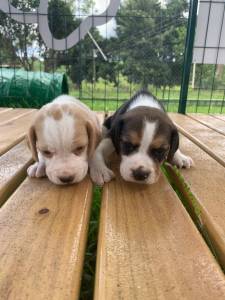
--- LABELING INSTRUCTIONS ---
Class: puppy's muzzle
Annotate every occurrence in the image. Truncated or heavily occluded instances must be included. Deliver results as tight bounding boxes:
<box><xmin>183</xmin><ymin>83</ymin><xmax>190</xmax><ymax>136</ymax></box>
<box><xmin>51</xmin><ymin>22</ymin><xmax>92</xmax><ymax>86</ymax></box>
<box><xmin>132</xmin><ymin>167</ymin><xmax>150</xmax><ymax>181</ymax></box>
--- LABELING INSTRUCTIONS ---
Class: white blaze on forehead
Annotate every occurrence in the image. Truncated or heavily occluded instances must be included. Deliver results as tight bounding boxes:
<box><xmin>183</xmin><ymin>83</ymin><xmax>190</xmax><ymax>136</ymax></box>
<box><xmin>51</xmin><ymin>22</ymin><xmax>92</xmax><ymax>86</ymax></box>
<box><xmin>140</xmin><ymin>121</ymin><xmax>157</xmax><ymax>153</ymax></box>
<box><xmin>43</xmin><ymin>113</ymin><xmax>75</xmax><ymax>150</ymax></box>
<box><xmin>128</xmin><ymin>94</ymin><xmax>162</xmax><ymax>111</ymax></box>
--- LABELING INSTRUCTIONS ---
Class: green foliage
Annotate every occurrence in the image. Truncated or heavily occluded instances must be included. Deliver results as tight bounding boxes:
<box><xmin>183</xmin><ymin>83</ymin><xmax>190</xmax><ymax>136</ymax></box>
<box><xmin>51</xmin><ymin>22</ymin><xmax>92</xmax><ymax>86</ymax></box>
<box><xmin>80</xmin><ymin>187</ymin><xmax>101</xmax><ymax>300</ymax></box>
<box><xmin>0</xmin><ymin>0</ymin><xmax>40</xmax><ymax>70</ymax></box>
<box><xmin>115</xmin><ymin>0</ymin><xmax>188</xmax><ymax>87</ymax></box>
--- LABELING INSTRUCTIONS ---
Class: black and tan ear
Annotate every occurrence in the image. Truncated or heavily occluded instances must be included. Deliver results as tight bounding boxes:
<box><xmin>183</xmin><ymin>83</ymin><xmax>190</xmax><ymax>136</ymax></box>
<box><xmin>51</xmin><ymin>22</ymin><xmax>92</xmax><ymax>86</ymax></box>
<box><xmin>109</xmin><ymin>117</ymin><xmax>124</xmax><ymax>154</ymax></box>
<box><xmin>86</xmin><ymin>119</ymin><xmax>101</xmax><ymax>159</ymax></box>
<box><xmin>167</xmin><ymin>127</ymin><xmax>179</xmax><ymax>162</ymax></box>
<box><xmin>27</xmin><ymin>125</ymin><xmax>38</xmax><ymax>161</ymax></box>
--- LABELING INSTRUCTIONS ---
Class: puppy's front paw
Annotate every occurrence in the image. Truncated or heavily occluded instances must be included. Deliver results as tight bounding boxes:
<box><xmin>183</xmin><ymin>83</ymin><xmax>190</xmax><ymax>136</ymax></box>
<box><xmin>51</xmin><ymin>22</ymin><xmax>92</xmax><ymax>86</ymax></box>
<box><xmin>90</xmin><ymin>165</ymin><xmax>115</xmax><ymax>186</ymax></box>
<box><xmin>27</xmin><ymin>162</ymin><xmax>46</xmax><ymax>178</ymax></box>
<box><xmin>172</xmin><ymin>152</ymin><xmax>194</xmax><ymax>169</ymax></box>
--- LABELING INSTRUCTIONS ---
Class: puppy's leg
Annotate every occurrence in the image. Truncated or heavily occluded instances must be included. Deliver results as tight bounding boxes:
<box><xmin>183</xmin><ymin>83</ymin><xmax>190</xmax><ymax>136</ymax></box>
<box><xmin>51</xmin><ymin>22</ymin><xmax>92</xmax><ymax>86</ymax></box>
<box><xmin>90</xmin><ymin>138</ymin><xmax>115</xmax><ymax>186</ymax></box>
<box><xmin>172</xmin><ymin>149</ymin><xmax>194</xmax><ymax>169</ymax></box>
<box><xmin>27</xmin><ymin>152</ymin><xmax>46</xmax><ymax>178</ymax></box>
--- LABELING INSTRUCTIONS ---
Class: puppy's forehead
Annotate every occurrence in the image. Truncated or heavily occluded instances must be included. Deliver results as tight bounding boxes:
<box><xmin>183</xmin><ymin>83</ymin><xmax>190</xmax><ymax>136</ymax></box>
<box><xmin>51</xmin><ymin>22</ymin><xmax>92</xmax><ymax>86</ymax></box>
<box><xmin>34</xmin><ymin>103</ymin><xmax>88</xmax><ymax>149</ymax></box>
<box><xmin>121</xmin><ymin>107</ymin><xmax>174</xmax><ymax>144</ymax></box>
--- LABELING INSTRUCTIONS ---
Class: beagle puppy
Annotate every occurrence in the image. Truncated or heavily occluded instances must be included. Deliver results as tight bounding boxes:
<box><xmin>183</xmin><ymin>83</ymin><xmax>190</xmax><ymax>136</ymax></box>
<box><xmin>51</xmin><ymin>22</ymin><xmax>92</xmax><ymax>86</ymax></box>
<box><xmin>90</xmin><ymin>90</ymin><xmax>193</xmax><ymax>186</ymax></box>
<box><xmin>27</xmin><ymin>95</ymin><xmax>101</xmax><ymax>185</ymax></box>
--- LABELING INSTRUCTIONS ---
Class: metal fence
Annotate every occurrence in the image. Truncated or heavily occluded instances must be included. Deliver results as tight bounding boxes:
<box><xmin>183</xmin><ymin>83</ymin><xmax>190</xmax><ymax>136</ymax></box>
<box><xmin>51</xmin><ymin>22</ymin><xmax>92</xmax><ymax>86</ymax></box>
<box><xmin>184</xmin><ymin>0</ymin><xmax>225</xmax><ymax>113</ymax></box>
<box><xmin>0</xmin><ymin>0</ymin><xmax>224</xmax><ymax>113</ymax></box>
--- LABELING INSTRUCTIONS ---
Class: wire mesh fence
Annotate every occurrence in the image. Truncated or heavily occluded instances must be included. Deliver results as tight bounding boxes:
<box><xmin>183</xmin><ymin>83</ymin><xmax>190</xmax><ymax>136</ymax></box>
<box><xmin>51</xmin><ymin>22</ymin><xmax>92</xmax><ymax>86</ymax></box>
<box><xmin>0</xmin><ymin>0</ymin><xmax>189</xmax><ymax>112</ymax></box>
<box><xmin>187</xmin><ymin>0</ymin><xmax>225</xmax><ymax>113</ymax></box>
<box><xmin>0</xmin><ymin>0</ymin><xmax>224</xmax><ymax>113</ymax></box>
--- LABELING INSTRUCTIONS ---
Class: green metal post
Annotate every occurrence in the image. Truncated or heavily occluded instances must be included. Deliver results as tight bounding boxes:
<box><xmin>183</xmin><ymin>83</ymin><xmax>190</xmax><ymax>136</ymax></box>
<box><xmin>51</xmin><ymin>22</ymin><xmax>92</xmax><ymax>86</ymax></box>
<box><xmin>178</xmin><ymin>0</ymin><xmax>198</xmax><ymax>114</ymax></box>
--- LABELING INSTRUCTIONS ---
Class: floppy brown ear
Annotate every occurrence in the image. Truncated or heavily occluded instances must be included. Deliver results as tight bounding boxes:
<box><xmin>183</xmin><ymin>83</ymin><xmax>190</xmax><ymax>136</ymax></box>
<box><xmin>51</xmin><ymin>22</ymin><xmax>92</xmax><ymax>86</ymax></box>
<box><xmin>86</xmin><ymin>120</ymin><xmax>101</xmax><ymax>159</ymax></box>
<box><xmin>27</xmin><ymin>125</ymin><xmax>38</xmax><ymax>161</ymax></box>
<box><xmin>167</xmin><ymin>127</ymin><xmax>179</xmax><ymax>162</ymax></box>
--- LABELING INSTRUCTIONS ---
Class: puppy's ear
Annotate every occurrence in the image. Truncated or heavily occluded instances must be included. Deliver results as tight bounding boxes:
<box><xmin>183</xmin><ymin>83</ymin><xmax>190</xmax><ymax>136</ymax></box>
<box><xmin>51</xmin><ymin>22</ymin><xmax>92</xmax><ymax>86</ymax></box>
<box><xmin>27</xmin><ymin>125</ymin><xmax>38</xmax><ymax>161</ymax></box>
<box><xmin>86</xmin><ymin>120</ymin><xmax>101</xmax><ymax>159</ymax></box>
<box><xmin>167</xmin><ymin>127</ymin><xmax>179</xmax><ymax>162</ymax></box>
<box><xmin>109</xmin><ymin>117</ymin><xmax>124</xmax><ymax>154</ymax></box>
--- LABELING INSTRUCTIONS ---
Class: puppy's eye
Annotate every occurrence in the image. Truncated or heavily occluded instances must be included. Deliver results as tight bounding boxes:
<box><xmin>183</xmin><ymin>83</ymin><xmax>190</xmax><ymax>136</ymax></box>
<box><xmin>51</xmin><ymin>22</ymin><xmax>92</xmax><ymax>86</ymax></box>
<box><xmin>74</xmin><ymin>146</ymin><xmax>85</xmax><ymax>155</ymax></box>
<box><xmin>41</xmin><ymin>150</ymin><xmax>53</xmax><ymax>158</ymax></box>
<box><xmin>151</xmin><ymin>148</ymin><xmax>167</xmax><ymax>162</ymax></box>
<box><xmin>121</xmin><ymin>142</ymin><xmax>139</xmax><ymax>155</ymax></box>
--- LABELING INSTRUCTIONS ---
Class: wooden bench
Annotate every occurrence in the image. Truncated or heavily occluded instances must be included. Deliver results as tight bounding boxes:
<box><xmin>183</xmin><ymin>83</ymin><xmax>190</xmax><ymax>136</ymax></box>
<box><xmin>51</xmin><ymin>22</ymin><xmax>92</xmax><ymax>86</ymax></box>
<box><xmin>170</xmin><ymin>113</ymin><xmax>225</xmax><ymax>167</ymax></box>
<box><xmin>94</xmin><ymin>159</ymin><xmax>225</xmax><ymax>299</ymax></box>
<box><xmin>1</xmin><ymin>108</ymin><xmax>225</xmax><ymax>300</ymax></box>
<box><xmin>0</xmin><ymin>109</ymin><xmax>102</xmax><ymax>300</ymax></box>
<box><xmin>0</xmin><ymin>109</ymin><xmax>37</xmax><ymax>155</ymax></box>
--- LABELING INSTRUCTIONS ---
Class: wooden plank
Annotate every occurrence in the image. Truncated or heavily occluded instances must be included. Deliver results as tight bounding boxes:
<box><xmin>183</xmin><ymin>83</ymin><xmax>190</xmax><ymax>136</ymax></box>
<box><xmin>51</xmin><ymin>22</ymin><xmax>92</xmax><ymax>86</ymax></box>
<box><xmin>0</xmin><ymin>111</ymin><xmax>37</xmax><ymax>156</ymax></box>
<box><xmin>0</xmin><ymin>141</ymin><xmax>32</xmax><ymax>206</ymax></box>
<box><xmin>211</xmin><ymin>114</ymin><xmax>225</xmax><ymax>123</ymax></box>
<box><xmin>0</xmin><ymin>177</ymin><xmax>93</xmax><ymax>300</ymax></box>
<box><xmin>0</xmin><ymin>108</ymin><xmax>12</xmax><ymax>114</ymax></box>
<box><xmin>166</xmin><ymin>134</ymin><xmax>225</xmax><ymax>270</ymax></box>
<box><xmin>188</xmin><ymin>113</ymin><xmax>225</xmax><ymax>136</ymax></box>
<box><xmin>95</xmin><ymin>166</ymin><xmax>225</xmax><ymax>300</ymax></box>
<box><xmin>169</xmin><ymin>113</ymin><xmax>225</xmax><ymax>167</ymax></box>
<box><xmin>0</xmin><ymin>108</ymin><xmax>35</xmax><ymax>125</ymax></box>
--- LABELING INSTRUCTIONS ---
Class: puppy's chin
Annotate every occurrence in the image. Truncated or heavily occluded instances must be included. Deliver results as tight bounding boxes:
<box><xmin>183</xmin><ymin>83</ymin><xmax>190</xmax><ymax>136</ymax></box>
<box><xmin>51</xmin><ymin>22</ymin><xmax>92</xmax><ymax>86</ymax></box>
<box><xmin>46</xmin><ymin>162</ymin><xmax>88</xmax><ymax>186</ymax></box>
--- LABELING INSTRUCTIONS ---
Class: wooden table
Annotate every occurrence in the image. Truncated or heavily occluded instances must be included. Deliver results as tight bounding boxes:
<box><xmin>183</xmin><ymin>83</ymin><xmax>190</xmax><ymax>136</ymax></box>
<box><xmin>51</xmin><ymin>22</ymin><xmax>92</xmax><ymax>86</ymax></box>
<box><xmin>1</xmin><ymin>108</ymin><xmax>225</xmax><ymax>300</ymax></box>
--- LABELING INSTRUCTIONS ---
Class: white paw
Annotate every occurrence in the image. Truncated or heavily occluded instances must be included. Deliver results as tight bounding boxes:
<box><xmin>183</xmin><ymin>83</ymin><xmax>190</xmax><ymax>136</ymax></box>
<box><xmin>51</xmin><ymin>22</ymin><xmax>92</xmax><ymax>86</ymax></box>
<box><xmin>90</xmin><ymin>164</ymin><xmax>115</xmax><ymax>186</ymax></box>
<box><xmin>173</xmin><ymin>153</ymin><xmax>194</xmax><ymax>169</ymax></box>
<box><xmin>27</xmin><ymin>162</ymin><xmax>46</xmax><ymax>178</ymax></box>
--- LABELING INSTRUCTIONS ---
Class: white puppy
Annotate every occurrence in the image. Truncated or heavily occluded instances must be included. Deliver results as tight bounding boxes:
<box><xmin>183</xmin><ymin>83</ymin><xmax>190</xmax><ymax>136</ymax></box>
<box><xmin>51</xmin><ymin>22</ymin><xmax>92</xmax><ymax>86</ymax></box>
<box><xmin>27</xmin><ymin>95</ymin><xmax>101</xmax><ymax>185</ymax></box>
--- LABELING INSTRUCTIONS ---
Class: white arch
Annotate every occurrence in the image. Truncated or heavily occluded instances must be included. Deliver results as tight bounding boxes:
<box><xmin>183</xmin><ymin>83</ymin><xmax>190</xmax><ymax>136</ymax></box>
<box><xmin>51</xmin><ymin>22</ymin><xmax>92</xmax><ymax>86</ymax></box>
<box><xmin>0</xmin><ymin>0</ymin><xmax>121</xmax><ymax>50</ymax></box>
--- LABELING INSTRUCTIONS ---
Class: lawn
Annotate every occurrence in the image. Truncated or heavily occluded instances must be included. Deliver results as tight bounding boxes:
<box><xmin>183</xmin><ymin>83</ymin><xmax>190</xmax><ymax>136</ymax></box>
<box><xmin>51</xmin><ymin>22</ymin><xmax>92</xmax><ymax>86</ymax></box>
<box><xmin>70</xmin><ymin>78</ymin><xmax>225</xmax><ymax>114</ymax></box>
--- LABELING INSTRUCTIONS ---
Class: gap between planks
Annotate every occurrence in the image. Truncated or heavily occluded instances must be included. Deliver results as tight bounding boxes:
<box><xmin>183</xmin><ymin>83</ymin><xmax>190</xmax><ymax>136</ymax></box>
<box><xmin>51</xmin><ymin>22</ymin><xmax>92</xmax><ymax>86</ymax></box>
<box><xmin>94</xmin><ymin>164</ymin><xmax>225</xmax><ymax>300</ymax></box>
<box><xmin>166</xmin><ymin>133</ymin><xmax>225</xmax><ymax>270</ymax></box>
<box><xmin>169</xmin><ymin>113</ymin><xmax>225</xmax><ymax>168</ymax></box>
<box><xmin>0</xmin><ymin>140</ymin><xmax>33</xmax><ymax>206</ymax></box>
<box><xmin>187</xmin><ymin>114</ymin><xmax>225</xmax><ymax>137</ymax></box>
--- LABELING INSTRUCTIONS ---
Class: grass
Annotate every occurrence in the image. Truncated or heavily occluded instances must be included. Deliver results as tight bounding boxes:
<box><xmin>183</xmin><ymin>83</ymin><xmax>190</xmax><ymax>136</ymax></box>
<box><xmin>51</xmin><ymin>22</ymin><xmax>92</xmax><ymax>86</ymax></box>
<box><xmin>163</xmin><ymin>164</ymin><xmax>221</xmax><ymax>268</ymax></box>
<box><xmin>80</xmin><ymin>187</ymin><xmax>101</xmax><ymax>300</ymax></box>
<box><xmin>69</xmin><ymin>78</ymin><xmax>225</xmax><ymax>113</ymax></box>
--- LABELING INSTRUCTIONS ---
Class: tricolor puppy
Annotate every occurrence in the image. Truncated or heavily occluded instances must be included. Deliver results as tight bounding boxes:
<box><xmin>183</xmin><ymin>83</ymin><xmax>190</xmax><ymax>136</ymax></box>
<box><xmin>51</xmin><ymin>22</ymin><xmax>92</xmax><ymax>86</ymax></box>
<box><xmin>27</xmin><ymin>95</ymin><xmax>101</xmax><ymax>185</ymax></box>
<box><xmin>90</xmin><ymin>90</ymin><xmax>193</xmax><ymax>186</ymax></box>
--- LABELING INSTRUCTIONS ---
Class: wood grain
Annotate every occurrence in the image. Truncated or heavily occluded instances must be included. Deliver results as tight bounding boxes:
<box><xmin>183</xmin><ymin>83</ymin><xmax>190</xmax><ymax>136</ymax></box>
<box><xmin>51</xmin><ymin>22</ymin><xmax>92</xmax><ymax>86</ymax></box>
<box><xmin>170</xmin><ymin>113</ymin><xmax>225</xmax><ymax>167</ymax></box>
<box><xmin>0</xmin><ymin>108</ymin><xmax>12</xmax><ymax>114</ymax></box>
<box><xmin>0</xmin><ymin>109</ymin><xmax>35</xmax><ymax>125</ymax></box>
<box><xmin>95</xmin><ymin>168</ymin><xmax>225</xmax><ymax>300</ymax></box>
<box><xmin>0</xmin><ymin>111</ymin><xmax>37</xmax><ymax>155</ymax></box>
<box><xmin>211</xmin><ymin>114</ymin><xmax>225</xmax><ymax>122</ymax></box>
<box><xmin>188</xmin><ymin>113</ymin><xmax>225</xmax><ymax>136</ymax></box>
<box><xmin>0</xmin><ymin>140</ymin><xmax>32</xmax><ymax>206</ymax></box>
<box><xmin>166</xmin><ymin>134</ymin><xmax>225</xmax><ymax>269</ymax></box>
<box><xmin>0</xmin><ymin>177</ymin><xmax>93</xmax><ymax>300</ymax></box>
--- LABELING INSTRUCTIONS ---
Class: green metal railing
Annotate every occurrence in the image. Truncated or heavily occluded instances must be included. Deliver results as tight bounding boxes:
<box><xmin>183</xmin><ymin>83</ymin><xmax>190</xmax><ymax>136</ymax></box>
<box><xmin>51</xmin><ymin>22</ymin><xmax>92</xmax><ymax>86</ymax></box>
<box><xmin>179</xmin><ymin>0</ymin><xmax>198</xmax><ymax>114</ymax></box>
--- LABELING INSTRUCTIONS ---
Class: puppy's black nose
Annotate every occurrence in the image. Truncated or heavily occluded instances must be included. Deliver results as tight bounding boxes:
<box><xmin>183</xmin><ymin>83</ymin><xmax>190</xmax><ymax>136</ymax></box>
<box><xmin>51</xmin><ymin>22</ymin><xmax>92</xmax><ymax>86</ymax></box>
<box><xmin>59</xmin><ymin>175</ymin><xmax>74</xmax><ymax>184</ymax></box>
<box><xmin>132</xmin><ymin>168</ymin><xmax>150</xmax><ymax>181</ymax></box>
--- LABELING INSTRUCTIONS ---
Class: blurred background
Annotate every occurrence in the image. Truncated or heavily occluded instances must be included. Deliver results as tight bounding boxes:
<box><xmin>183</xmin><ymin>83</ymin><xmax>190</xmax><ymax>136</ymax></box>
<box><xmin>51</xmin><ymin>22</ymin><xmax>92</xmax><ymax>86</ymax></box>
<box><xmin>0</xmin><ymin>0</ymin><xmax>225</xmax><ymax>113</ymax></box>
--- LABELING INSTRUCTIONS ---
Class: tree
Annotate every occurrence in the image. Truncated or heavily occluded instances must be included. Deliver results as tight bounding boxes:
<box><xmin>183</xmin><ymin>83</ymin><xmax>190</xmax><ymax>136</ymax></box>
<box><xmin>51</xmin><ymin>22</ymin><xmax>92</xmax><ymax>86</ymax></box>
<box><xmin>44</xmin><ymin>0</ymin><xmax>117</xmax><ymax>88</ymax></box>
<box><xmin>115</xmin><ymin>0</ymin><xmax>188</xmax><ymax>88</ymax></box>
<box><xmin>0</xmin><ymin>0</ymin><xmax>40</xmax><ymax>70</ymax></box>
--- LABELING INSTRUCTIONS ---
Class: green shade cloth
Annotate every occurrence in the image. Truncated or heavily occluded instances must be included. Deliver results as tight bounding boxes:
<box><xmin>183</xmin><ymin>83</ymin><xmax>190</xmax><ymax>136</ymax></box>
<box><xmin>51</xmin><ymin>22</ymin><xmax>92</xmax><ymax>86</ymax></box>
<box><xmin>0</xmin><ymin>68</ymin><xmax>69</xmax><ymax>108</ymax></box>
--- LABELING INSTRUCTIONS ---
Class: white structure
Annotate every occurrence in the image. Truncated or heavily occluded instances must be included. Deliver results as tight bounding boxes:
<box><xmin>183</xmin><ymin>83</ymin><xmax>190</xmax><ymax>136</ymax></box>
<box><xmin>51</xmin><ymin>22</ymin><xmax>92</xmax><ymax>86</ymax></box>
<box><xmin>0</xmin><ymin>0</ymin><xmax>121</xmax><ymax>51</ymax></box>
<box><xmin>193</xmin><ymin>0</ymin><xmax>225</xmax><ymax>64</ymax></box>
